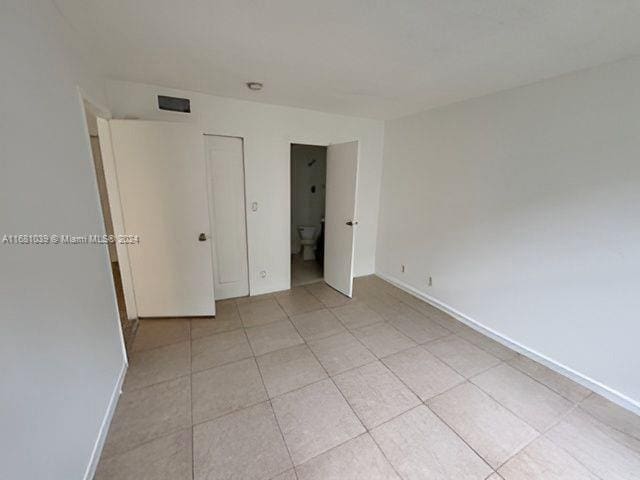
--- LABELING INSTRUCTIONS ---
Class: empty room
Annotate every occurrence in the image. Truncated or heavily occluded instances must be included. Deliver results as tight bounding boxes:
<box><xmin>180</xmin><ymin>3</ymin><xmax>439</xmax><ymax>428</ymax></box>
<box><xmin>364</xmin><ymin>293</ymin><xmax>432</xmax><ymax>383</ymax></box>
<box><xmin>2</xmin><ymin>1</ymin><xmax>639</xmax><ymax>479</ymax></box>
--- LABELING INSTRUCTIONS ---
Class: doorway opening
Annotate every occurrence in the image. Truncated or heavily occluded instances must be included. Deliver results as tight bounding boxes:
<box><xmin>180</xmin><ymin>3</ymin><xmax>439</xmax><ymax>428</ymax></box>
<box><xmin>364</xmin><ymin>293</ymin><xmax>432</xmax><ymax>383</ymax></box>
<box><xmin>290</xmin><ymin>143</ymin><xmax>327</xmax><ymax>287</ymax></box>
<box><xmin>82</xmin><ymin>100</ymin><xmax>137</xmax><ymax>352</ymax></box>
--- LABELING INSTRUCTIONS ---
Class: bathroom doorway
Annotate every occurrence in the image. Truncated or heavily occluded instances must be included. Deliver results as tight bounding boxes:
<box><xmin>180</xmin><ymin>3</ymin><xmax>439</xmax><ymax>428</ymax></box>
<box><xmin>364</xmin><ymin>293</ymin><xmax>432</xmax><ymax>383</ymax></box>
<box><xmin>290</xmin><ymin>143</ymin><xmax>327</xmax><ymax>286</ymax></box>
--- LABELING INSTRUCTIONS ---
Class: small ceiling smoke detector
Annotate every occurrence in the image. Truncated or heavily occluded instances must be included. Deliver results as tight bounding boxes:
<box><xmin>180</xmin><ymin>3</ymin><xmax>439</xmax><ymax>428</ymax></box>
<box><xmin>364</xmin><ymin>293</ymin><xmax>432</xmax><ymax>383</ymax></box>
<box><xmin>246</xmin><ymin>82</ymin><xmax>263</xmax><ymax>91</ymax></box>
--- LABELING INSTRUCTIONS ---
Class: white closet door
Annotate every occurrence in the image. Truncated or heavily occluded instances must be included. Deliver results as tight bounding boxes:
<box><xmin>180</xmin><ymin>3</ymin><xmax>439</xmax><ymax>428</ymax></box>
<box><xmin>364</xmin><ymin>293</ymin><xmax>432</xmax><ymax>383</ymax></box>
<box><xmin>324</xmin><ymin>141</ymin><xmax>359</xmax><ymax>297</ymax></box>
<box><xmin>110</xmin><ymin>120</ymin><xmax>215</xmax><ymax>317</ymax></box>
<box><xmin>205</xmin><ymin>135</ymin><xmax>249</xmax><ymax>300</ymax></box>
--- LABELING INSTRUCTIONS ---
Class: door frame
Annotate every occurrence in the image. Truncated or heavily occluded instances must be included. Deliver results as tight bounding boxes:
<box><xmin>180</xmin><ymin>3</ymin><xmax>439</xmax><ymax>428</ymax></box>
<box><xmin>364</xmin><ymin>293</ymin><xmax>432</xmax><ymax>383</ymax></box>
<box><xmin>78</xmin><ymin>90</ymin><xmax>139</xmax><ymax>321</ymax></box>
<box><xmin>77</xmin><ymin>88</ymin><xmax>129</xmax><ymax>363</ymax></box>
<box><xmin>285</xmin><ymin>135</ymin><xmax>361</xmax><ymax>291</ymax></box>
<box><xmin>203</xmin><ymin>133</ymin><xmax>251</xmax><ymax>299</ymax></box>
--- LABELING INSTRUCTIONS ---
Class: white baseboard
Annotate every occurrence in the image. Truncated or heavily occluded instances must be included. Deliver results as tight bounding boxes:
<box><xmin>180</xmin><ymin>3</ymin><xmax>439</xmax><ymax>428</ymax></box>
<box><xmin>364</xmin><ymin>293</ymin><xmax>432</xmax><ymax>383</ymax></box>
<box><xmin>376</xmin><ymin>271</ymin><xmax>640</xmax><ymax>416</ymax></box>
<box><xmin>83</xmin><ymin>361</ymin><xmax>128</xmax><ymax>480</ymax></box>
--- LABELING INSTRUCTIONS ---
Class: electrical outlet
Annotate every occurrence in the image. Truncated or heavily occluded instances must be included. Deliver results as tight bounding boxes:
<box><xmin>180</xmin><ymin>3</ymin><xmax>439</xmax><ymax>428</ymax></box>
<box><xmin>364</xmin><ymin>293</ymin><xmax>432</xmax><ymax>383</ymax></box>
<box><xmin>401</xmin><ymin>264</ymin><xmax>405</xmax><ymax>273</ymax></box>
<box><xmin>428</xmin><ymin>276</ymin><xmax>432</xmax><ymax>287</ymax></box>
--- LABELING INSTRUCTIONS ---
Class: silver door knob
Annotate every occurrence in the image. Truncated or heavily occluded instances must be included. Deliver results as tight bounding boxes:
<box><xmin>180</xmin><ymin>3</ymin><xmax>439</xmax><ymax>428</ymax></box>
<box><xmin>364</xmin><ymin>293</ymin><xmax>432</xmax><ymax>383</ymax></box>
<box><xmin>346</xmin><ymin>221</ymin><xmax>358</xmax><ymax>226</ymax></box>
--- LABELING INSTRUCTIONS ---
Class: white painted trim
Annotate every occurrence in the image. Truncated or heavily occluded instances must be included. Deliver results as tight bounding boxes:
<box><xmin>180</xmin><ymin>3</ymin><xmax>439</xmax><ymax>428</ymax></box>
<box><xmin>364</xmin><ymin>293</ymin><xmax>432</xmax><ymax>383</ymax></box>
<box><xmin>78</xmin><ymin>92</ymin><xmax>131</xmax><ymax>361</ymax></box>
<box><xmin>376</xmin><ymin>271</ymin><xmax>640</xmax><ymax>415</ymax></box>
<box><xmin>83</xmin><ymin>361</ymin><xmax>127</xmax><ymax>480</ymax></box>
<box><xmin>285</xmin><ymin>135</ymin><xmax>362</xmax><ymax>294</ymax></box>
<box><xmin>98</xmin><ymin>119</ymin><xmax>138</xmax><ymax>320</ymax></box>
<box><xmin>77</xmin><ymin>86</ymin><xmax>112</xmax><ymax>120</ymax></box>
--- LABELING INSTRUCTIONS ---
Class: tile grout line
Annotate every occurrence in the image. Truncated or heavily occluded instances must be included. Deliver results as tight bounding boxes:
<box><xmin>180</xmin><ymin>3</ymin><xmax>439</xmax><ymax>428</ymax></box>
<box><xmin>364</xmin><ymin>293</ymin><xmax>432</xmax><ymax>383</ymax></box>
<box><xmin>131</xmin><ymin>295</ymin><xmax>477</xmax><ymax>416</ymax></box>
<box><xmin>104</xmin><ymin>286</ymin><xmax>436</xmax><ymax>470</ymax></box>
<box><xmin>274</xmin><ymin>291</ymin><xmax>411</xmax><ymax>479</ymax></box>
<box><xmin>273</xmin><ymin>293</ymin><xmax>378</xmax><ymax>474</ymax></box>
<box><xmin>242</xmin><ymin>313</ymin><xmax>299</xmax><ymax>480</ymax></box>
<box><xmin>419</xmin><ymin>365</ymin><xmax>555</xmax><ymax>474</ymax></box>
<box><xmin>269</xmin><ymin>283</ymin><xmax>624</xmax><ymax>477</ymax></box>
<box><xmin>341</xmin><ymin>296</ymin><xmax>503</xmax><ymax>469</ymax></box>
<box><xmin>285</xmin><ymin>282</ymin><xmax>513</xmax><ymax>473</ymax></box>
<box><xmin>436</xmin><ymin>334</ymin><xmax>600</xmax><ymax>435</ymax></box>
<box><xmin>189</xmin><ymin>344</ymin><xmax>446</xmax><ymax>430</ymax></box>
<box><xmin>366</xmin><ymin>422</ymin><xmax>411</xmax><ymax>480</ymax></box>
<box><xmin>123</xmin><ymin>369</ymin><xmax>193</xmax><ymax>394</ymax></box>
<box><xmin>373</xmin><ymin>289</ymin><xmax>618</xmax><ymax>477</ymax></box>
<box><xmin>574</xmin><ymin>391</ymin><xmax>638</xmax><ymax>440</ymax></box>
<box><xmin>507</xmin><ymin>358</ymin><xmax>592</xmax><ymax>405</ymax></box>
<box><xmin>484</xmin><ymin>358</ymin><xmax>590</xmax><ymax>405</ymax></box>
<box><xmin>423</xmin><ymin>334</ymin><xmax>502</xmax><ymax>378</ymax></box>
<box><xmin>116</xmin><ymin>280</ymin><xmax>623</xmax><ymax>479</ymax></box>
<box><xmin>465</xmin><ymin>362</ymin><xmax>579</xmax><ymax>435</ymax></box>
<box><xmin>266</xmin><ymin>291</ymin><xmax>363</xmax><ymax>477</ymax></box>
<box><xmin>255</xmin><ymin>363</ymin><xmax>299</xmax><ymax>480</ymax></box>
<box><xmin>423</xmin><ymin>400</ymin><xmax>498</xmax><ymax>474</ymax></box>
<box><xmin>422</xmin><ymin>365</ymin><xmax>601</xmax><ymax>477</ymax></box>
<box><xmin>303</xmin><ymin>283</ymin><xmax>353</xmax><ymax>309</ymax></box>
<box><xmin>101</xmin><ymin>326</ymin><xmax>195</xmax><ymax>465</ymax></box>
<box><xmin>190</xmin><ymin>311</ymin><xmax>243</xmax><ymax>340</ymax></box>
<box><xmin>381</xmin><ymin>282</ymin><xmax>600</xmax><ymax>405</ymax></box>
<box><xmin>491</xmin><ymin>405</ymin><xmax>575</xmax><ymax>473</ymax></box>
<box><xmin>526</xmin><ymin>402</ymin><xmax>608</xmax><ymax>480</ymax></box>
<box><xmin>345</xmin><ymin>312</ymin><xmax>506</xmax><ymax>475</ymax></box>
<box><xmin>489</xmin><ymin>400</ymin><xmax>610</xmax><ymax>480</ymax></box>
<box><xmin>352</xmin><ymin>317</ymin><xmax>418</xmax><ymax>354</ymax></box>
<box><xmin>194</xmin><ymin>298</ymin><xmax>298</xmax><ymax>478</ymax></box>
<box><xmin>189</xmin><ymin>347</ymin><xmax>379</xmax><ymax>424</ymax></box>
<box><xmin>130</xmin><ymin>336</ymin><xmax>189</xmax><ymax>354</ymax></box>
<box><xmin>191</xmin><ymin>351</ymin><xmax>255</xmax><ymax>375</ymax></box>
<box><xmin>98</xmin><ymin>427</ymin><xmax>195</xmax><ymax>465</ymax></box>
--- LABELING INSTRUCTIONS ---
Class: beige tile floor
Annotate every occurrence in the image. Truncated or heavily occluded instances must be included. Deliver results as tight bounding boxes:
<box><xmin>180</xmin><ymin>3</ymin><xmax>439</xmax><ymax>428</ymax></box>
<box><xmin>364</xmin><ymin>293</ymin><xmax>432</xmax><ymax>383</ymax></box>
<box><xmin>95</xmin><ymin>276</ymin><xmax>640</xmax><ymax>480</ymax></box>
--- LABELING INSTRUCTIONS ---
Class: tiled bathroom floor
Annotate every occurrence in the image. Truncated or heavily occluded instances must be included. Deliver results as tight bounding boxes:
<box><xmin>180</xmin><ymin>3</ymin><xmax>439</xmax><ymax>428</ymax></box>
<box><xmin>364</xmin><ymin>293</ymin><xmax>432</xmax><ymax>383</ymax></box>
<box><xmin>94</xmin><ymin>276</ymin><xmax>640</xmax><ymax>480</ymax></box>
<box><xmin>291</xmin><ymin>254</ymin><xmax>323</xmax><ymax>287</ymax></box>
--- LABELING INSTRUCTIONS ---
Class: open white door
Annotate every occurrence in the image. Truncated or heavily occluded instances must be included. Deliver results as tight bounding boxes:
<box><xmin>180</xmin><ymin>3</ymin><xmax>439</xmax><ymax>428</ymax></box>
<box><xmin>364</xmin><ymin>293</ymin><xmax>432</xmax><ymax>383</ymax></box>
<box><xmin>205</xmin><ymin>135</ymin><xmax>250</xmax><ymax>300</ymax></box>
<box><xmin>110</xmin><ymin>120</ymin><xmax>215</xmax><ymax>317</ymax></box>
<box><xmin>324</xmin><ymin>141</ymin><xmax>359</xmax><ymax>297</ymax></box>
<box><xmin>96</xmin><ymin>118</ymin><xmax>138</xmax><ymax>320</ymax></box>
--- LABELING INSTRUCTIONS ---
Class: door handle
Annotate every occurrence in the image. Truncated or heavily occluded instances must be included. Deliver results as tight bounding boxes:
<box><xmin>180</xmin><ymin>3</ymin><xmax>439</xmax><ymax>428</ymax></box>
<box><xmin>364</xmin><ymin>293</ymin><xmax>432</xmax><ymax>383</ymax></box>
<box><xmin>198</xmin><ymin>233</ymin><xmax>207</xmax><ymax>241</ymax></box>
<box><xmin>346</xmin><ymin>221</ymin><xmax>358</xmax><ymax>226</ymax></box>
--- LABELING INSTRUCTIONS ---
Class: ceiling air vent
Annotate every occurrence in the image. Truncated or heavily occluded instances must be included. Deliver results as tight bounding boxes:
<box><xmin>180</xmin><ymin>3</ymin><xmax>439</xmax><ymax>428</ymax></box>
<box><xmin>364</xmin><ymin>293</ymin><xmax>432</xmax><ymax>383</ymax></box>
<box><xmin>158</xmin><ymin>95</ymin><xmax>191</xmax><ymax>113</ymax></box>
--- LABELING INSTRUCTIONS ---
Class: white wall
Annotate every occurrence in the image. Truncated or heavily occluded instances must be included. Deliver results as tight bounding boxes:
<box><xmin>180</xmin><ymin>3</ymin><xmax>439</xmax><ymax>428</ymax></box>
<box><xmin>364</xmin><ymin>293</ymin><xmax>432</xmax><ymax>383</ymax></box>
<box><xmin>377</xmin><ymin>56</ymin><xmax>640</xmax><ymax>411</ymax></box>
<box><xmin>106</xmin><ymin>80</ymin><xmax>385</xmax><ymax>294</ymax></box>
<box><xmin>0</xmin><ymin>2</ymin><xmax>126</xmax><ymax>479</ymax></box>
<box><xmin>291</xmin><ymin>144</ymin><xmax>327</xmax><ymax>254</ymax></box>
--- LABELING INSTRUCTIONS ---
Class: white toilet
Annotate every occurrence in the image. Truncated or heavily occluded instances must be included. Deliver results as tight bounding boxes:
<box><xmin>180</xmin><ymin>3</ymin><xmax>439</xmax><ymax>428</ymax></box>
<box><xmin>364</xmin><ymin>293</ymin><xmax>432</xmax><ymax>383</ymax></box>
<box><xmin>297</xmin><ymin>225</ymin><xmax>316</xmax><ymax>261</ymax></box>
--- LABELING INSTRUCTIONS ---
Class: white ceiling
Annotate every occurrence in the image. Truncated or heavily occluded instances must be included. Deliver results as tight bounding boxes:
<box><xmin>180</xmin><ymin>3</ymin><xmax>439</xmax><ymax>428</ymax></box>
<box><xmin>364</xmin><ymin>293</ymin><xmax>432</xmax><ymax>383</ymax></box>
<box><xmin>55</xmin><ymin>0</ymin><xmax>640</xmax><ymax>119</ymax></box>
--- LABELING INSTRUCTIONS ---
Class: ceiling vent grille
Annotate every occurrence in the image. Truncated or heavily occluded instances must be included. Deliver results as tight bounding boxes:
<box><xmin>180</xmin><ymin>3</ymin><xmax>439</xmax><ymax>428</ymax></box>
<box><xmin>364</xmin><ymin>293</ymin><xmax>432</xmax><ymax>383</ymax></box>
<box><xmin>158</xmin><ymin>95</ymin><xmax>191</xmax><ymax>113</ymax></box>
